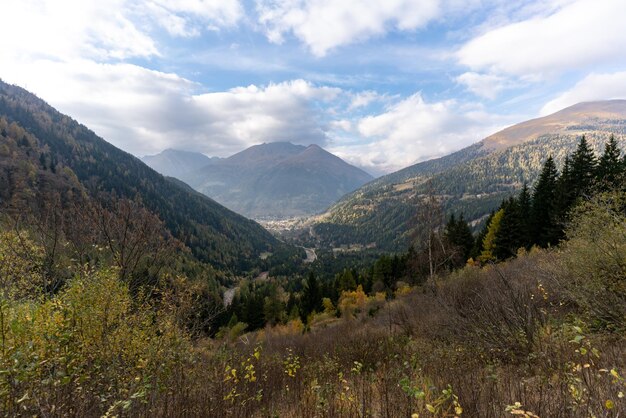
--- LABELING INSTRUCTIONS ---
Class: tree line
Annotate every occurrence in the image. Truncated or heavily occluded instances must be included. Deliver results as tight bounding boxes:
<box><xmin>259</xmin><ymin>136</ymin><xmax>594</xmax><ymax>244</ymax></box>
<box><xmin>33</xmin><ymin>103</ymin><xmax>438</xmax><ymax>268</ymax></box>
<box><xmin>473</xmin><ymin>135</ymin><xmax>625</xmax><ymax>262</ymax></box>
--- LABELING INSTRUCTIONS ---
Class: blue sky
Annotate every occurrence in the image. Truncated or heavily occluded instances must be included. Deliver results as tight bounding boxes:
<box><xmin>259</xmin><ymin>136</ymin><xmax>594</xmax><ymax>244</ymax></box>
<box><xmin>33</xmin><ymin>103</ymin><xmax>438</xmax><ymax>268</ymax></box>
<box><xmin>2</xmin><ymin>0</ymin><xmax>626</xmax><ymax>175</ymax></box>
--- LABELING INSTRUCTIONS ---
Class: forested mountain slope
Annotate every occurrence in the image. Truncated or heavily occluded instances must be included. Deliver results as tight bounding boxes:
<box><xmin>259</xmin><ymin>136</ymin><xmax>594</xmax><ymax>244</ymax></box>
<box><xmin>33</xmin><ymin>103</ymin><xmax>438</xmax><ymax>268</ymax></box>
<box><xmin>312</xmin><ymin>101</ymin><xmax>626</xmax><ymax>250</ymax></box>
<box><xmin>0</xmin><ymin>80</ymin><xmax>287</xmax><ymax>271</ymax></box>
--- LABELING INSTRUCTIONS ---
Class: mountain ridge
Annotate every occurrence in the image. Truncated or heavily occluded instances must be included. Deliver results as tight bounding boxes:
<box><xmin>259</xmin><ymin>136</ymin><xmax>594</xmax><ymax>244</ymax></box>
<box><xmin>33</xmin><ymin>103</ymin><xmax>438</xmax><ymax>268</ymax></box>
<box><xmin>156</xmin><ymin>141</ymin><xmax>374</xmax><ymax>219</ymax></box>
<box><xmin>141</xmin><ymin>149</ymin><xmax>220</xmax><ymax>179</ymax></box>
<box><xmin>307</xmin><ymin>100</ymin><xmax>626</xmax><ymax>250</ymax></box>
<box><xmin>0</xmin><ymin>80</ymin><xmax>287</xmax><ymax>272</ymax></box>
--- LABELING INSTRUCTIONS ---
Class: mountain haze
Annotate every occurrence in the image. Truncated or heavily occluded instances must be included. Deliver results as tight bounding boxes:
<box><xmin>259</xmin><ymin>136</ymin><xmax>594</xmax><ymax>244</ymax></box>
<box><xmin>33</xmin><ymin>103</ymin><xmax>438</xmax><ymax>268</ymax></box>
<box><xmin>177</xmin><ymin>142</ymin><xmax>373</xmax><ymax>219</ymax></box>
<box><xmin>141</xmin><ymin>149</ymin><xmax>220</xmax><ymax>179</ymax></box>
<box><xmin>310</xmin><ymin>100</ymin><xmax>626</xmax><ymax>250</ymax></box>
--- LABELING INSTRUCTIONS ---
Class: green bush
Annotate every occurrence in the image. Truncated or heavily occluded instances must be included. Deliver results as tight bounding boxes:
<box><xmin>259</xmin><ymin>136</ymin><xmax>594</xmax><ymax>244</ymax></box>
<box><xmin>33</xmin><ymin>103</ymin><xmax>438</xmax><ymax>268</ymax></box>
<box><xmin>561</xmin><ymin>191</ymin><xmax>626</xmax><ymax>331</ymax></box>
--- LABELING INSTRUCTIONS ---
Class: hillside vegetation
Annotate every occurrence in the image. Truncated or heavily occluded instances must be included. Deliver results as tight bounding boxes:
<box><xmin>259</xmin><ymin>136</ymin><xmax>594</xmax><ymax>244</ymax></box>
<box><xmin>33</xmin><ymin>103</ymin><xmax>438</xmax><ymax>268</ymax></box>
<box><xmin>0</xmin><ymin>80</ymin><xmax>290</xmax><ymax>272</ymax></box>
<box><xmin>312</xmin><ymin>101</ymin><xmax>626</xmax><ymax>250</ymax></box>
<box><xmin>1</xmin><ymin>124</ymin><xmax>625</xmax><ymax>416</ymax></box>
<box><xmin>0</xmin><ymin>186</ymin><xmax>624</xmax><ymax>417</ymax></box>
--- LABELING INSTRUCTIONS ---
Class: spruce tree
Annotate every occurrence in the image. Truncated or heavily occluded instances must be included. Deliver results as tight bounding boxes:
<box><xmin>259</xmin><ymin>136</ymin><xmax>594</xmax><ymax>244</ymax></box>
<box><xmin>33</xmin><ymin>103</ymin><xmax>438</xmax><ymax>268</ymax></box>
<box><xmin>456</xmin><ymin>214</ymin><xmax>475</xmax><ymax>261</ymax></box>
<box><xmin>531</xmin><ymin>156</ymin><xmax>559</xmax><ymax>247</ymax></box>
<box><xmin>244</xmin><ymin>293</ymin><xmax>265</xmax><ymax>330</ymax></box>
<box><xmin>570</xmin><ymin>135</ymin><xmax>598</xmax><ymax>198</ymax></box>
<box><xmin>596</xmin><ymin>135</ymin><xmax>623</xmax><ymax>191</ymax></box>
<box><xmin>444</xmin><ymin>213</ymin><xmax>474</xmax><ymax>262</ymax></box>
<box><xmin>555</xmin><ymin>155</ymin><xmax>575</xmax><ymax>219</ymax></box>
<box><xmin>494</xmin><ymin>197</ymin><xmax>524</xmax><ymax>259</ymax></box>
<box><xmin>517</xmin><ymin>183</ymin><xmax>532</xmax><ymax>248</ymax></box>
<box><xmin>302</xmin><ymin>272</ymin><xmax>323</xmax><ymax>316</ymax></box>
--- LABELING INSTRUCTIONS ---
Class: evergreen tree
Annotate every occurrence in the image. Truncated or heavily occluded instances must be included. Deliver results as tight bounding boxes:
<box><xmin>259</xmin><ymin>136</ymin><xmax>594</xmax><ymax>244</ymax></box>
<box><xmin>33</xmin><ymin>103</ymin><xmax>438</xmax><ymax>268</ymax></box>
<box><xmin>517</xmin><ymin>183</ymin><xmax>532</xmax><ymax>248</ymax></box>
<box><xmin>444</xmin><ymin>213</ymin><xmax>474</xmax><ymax>263</ymax></box>
<box><xmin>244</xmin><ymin>293</ymin><xmax>265</xmax><ymax>331</ymax></box>
<box><xmin>373</xmin><ymin>255</ymin><xmax>393</xmax><ymax>288</ymax></box>
<box><xmin>531</xmin><ymin>156</ymin><xmax>560</xmax><ymax>247</ymax></box>
<box><xmin>263</xmin><ymin>294</ymin><xmax>285</xmax><ymax>326</ymax></box>
<box><xmin>596</xmin><ymin>135</ymin><xmax>623</xmax><ymax>191</ymax></box>
<box><xmin>494</xmin><ymin>197</ymin><xmax>524</xmax><ymax>259</ymax></box>
<box><xmin>301</xmin><ymin>272</ymin><xmax>323</xmax><ymax>316</ymax></box>
<box><xmin>555</xmin><ymin>155</ymin><xmax>575</xmax><ymax>219</ymax></box>
<box><xmin>570</xmin><ymin>135</ymin><xmax>598</xmax><ymax>198</ymax></box>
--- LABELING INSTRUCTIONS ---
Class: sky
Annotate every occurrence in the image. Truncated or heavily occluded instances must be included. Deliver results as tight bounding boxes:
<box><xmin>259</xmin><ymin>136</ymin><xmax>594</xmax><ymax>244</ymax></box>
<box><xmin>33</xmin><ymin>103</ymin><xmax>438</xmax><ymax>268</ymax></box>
<box><xmin>2</xmin><ymin>0</ymin><xmax>626</xmax><ymax>175</ymax></box>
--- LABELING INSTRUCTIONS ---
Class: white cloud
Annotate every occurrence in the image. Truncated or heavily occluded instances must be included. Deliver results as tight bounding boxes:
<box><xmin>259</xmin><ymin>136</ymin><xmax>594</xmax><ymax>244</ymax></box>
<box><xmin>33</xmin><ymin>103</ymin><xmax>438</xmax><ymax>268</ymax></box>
<box><xmin>256</xmin><ymin>0</ymin><xmax>441</xmax><ymax>56</ymax></box>
<box><xmin>144</xmin><ymin>0</ymin><xmax>244</xmax><ymax>36</ymax></box>
<box><xmin>0</xmin><ymin>0</ymin><xmax>244</xmax><ymax>64</ymax></box>
<box><xmin>0</xmin><ymin>0</ymin><xmax>159</xmax><ymax>61</ymax></box>
<box><xmin>2</xmin><ymin>50</ymin><xmax>513</xmax><ymax>174</ymax></box>
<box><xmin>330</xmin><ymin>120</ymin><xmax>353</xmax><ymax>131</ymax></box>
<box><xmin>150</xmin><ymin>0</ymin><xmax>243</xmax><ymax>25</ymax></box>
<box><xmin>456</xmin><ymin>72</ymin><xmax>509</xmax><ymax>100</ymax></box>
<box><xmin>1</xmin><ymin>56</ymin><xmax>340</xmax><ymax>156</ymax></box>
<box><xmin>330</xmin><ymin>93</ymin><xmax>513</xmax><ymax>173</ymax></box>
<box><xmin>457</xmin><ymin>0</ymin><xmax>626</xmax><ymax>79</ymax></box>
<box><xmin>541</xmin><ymin>72</ymin><xmax>626</xmax><ymax>115</ymax></box>
<box><xmin>190</xmin><ymin>80</ymin><xmax>341</xmax><ymax>153</ymax></box>
<box><xmin>349</xmin><ymin>90</ymin><xmax>383</xmax><ymax>109</ymax></box>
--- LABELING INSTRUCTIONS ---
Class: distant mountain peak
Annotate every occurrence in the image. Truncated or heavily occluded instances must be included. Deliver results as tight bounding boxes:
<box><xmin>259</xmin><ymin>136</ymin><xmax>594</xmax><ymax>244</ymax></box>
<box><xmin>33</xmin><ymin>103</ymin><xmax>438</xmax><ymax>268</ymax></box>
<box><xmin>141</xmin><ymin>149</ymin><xmax>217</xmax><ymax>178</ymax></box>
<box><xmin>178</xmin><ymin>141</ymin><xmax>373</xmax><ymax>219</ymax></box>
<box><xmin>483</xmin><ymin>99</ymin><xmax>626</xmax><ymax>151</ymax></box>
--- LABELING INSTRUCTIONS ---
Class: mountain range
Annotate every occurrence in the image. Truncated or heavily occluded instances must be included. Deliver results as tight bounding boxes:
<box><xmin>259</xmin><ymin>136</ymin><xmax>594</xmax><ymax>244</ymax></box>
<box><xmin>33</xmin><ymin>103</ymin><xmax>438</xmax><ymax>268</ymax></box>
<box><xmin>144</xmin><ymin>142</ymin><xmax>373</xmax><ymax>219</ymax></box>
<box><xmin>308</xmin><ymin>100</ymin><xmax>626</xmax><ymax>250</ymax></box>
<box><xmin>4</xmin><ymin>78</ymin><xmax>624</xmax><ymax>261</ymax></box>
<box><xmin>0</xmin><ymin>80</ymin><xmax>289</xmax><ymax>272</ymax></box>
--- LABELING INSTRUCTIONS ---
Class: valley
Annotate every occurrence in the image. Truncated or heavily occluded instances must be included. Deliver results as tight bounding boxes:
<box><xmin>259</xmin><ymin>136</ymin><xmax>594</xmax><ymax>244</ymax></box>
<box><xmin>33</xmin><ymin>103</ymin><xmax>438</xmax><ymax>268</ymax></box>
<box><xmin>1</xmin><ymin>79</ymin><xmax>626</xmax><ymax>418</ymax></box>
<box><xmin>3</xmin><ymin>1</ymin><xmax>626</xmax><ymax>414</ymax></box>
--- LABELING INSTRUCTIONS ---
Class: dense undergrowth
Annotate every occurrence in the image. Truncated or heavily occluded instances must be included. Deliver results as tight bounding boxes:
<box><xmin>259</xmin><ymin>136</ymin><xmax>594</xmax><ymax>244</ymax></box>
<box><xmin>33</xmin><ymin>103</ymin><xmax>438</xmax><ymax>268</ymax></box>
<box><xmin>0</xmin><ymin>190</ymin><xmax>624</xmax><ymax>417</ymax></box>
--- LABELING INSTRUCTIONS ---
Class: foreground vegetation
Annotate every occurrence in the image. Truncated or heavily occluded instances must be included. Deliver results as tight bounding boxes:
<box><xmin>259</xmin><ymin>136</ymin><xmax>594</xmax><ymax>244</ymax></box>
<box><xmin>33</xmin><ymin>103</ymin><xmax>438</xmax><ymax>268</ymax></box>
<box><xmin>1</xmin><ymin>187</ymin><xmax>625</xmax><ymax>417</ymax></box>
<box><xmin>0</xmin><ymin>80</ymin><xmax>624</xmax><ymax>416</ymax></box>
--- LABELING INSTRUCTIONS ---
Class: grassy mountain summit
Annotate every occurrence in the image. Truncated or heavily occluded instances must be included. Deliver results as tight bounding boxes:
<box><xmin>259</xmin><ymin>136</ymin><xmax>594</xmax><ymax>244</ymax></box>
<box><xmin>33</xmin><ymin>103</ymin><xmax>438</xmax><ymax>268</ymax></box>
<box><xmin>483</xmin><ymin>100</ymin><xmax>626</xmax><ymax>150</ymax></box>
<box><xmin>174</xmin><ymin>141</ymin><xmax>373</xmax><ymax>219</ymax></box>
<box><xmin>311</xmin><ymin>100</ymin><xmax>626</xmax><ymax>250</ymax></box>
<box><xmin>0</xmin><ymin>80</ymin><xmax>287</xmax><ymax>272</ymax></box>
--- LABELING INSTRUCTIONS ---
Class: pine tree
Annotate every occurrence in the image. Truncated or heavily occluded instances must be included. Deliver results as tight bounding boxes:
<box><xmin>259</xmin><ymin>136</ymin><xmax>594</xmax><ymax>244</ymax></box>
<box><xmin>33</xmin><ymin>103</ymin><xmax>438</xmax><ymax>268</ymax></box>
<box><xmin>555</xmin><ymin>155</ymin><xmax>575</xmax><ymax>219</ymax></box>
<box><xmin>517</xmin><ymin>183</ymin><xmax>532</xmax><ymax>248</ymax></box>
<box><xmin>531</xmin><ymin>156</ymin><xmax>560</xmax><ymax>247</ymax></box>
<box><xmin>494</xmin><ymin>197</ymin><xmax>524</xmax><ymax>259</ymax></box>
<box><xmin>570</xmin><ymin>135</ymin><xmax>598</xmax><ymax>198</ymax></box>
<box><xmin>337</xmin><ymin>269</ymin><xmax>356</xmax><ymax>292</ymax></box>
<box><xmin>302</xmin><ymin>272</ymin><xmax>323</xmax><ymax>316</ymax></box>
<box><xmin>244</xmin><ymin>293</ymin><xmax>265</xmax><ymax>331</ymax></box>
<box><xmin>596</xmin><ymin>135</ymin><xmax>623</xmax><ymax>191</ymax></box>
<box><xmin>444</xmin><ymin>213</ymin><xmax>474</xmax><ymax>262</ymax></box>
